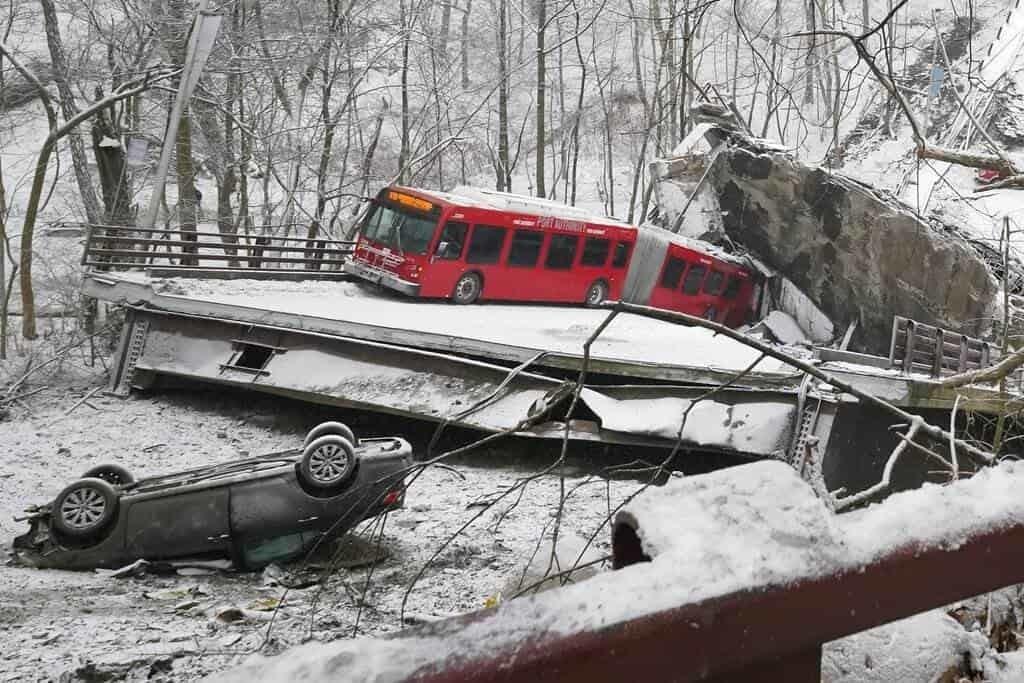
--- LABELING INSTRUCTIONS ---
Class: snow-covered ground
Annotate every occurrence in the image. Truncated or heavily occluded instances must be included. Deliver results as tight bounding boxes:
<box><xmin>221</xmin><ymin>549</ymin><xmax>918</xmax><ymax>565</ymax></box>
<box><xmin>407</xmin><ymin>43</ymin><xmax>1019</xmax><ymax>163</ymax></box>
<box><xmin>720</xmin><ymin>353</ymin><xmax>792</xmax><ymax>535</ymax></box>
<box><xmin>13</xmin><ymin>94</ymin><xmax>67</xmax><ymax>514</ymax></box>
<box><xmin>0</xmin><ymin>370</ymin><xmax>657</xmax><ymax>681</ymax></box>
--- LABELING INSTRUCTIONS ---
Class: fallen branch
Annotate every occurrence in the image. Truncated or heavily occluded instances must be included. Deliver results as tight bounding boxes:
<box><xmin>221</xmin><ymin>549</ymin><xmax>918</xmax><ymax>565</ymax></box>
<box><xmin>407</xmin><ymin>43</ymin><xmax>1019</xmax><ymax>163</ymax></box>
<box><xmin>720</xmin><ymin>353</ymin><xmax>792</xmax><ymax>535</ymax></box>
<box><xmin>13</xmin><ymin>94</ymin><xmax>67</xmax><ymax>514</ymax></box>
<box><xmin>916</xmin><ymin>146</ymin><xmax>1016</xmax><ymax>175</ymax></box>
<box><xmin>834</xmin><ymin>417</ymin><xmax>923</xmax><ymax>511</ymax></box>
<box><xmin>940</xmin><ymin>346</ymin><xmax>1024</xmax><ymax>388</ymax></box>
<box><xmin>61</xmin><ymin>386</ymin><xmax>102</xmax><ymax>418</ymax></box>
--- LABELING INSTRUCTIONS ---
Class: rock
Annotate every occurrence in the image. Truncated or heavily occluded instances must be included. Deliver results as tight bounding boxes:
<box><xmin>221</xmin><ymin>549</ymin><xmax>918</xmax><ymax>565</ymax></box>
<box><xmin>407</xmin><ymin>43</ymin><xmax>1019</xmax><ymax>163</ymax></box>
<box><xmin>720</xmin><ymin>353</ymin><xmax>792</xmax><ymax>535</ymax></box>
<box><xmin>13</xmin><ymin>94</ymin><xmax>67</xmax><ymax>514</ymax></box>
<box><xmin>708</xmin><ymin>146</ymin><xmax>997</xmax><ymax>353</ymax></box>
<box><xmin>822</xmin><ymin>609</ymin><xmax>988</xmax><ymax>682</ymax></box>
<box><xmin>653</xmin><ymin>125</ymin><xmax>1001</xmax><ymax>353</ymax></box>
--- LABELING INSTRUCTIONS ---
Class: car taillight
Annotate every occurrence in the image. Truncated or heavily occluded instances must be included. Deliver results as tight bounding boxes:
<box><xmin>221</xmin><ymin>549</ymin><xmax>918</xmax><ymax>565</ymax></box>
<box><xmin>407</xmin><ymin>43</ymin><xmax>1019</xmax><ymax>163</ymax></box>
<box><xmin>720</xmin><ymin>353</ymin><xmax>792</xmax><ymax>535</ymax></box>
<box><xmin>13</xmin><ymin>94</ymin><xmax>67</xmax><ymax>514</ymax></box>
<box><xmin>382</xmin><ymin>489</ymin><xmax>403</xmax><ymax>506</ymax></box>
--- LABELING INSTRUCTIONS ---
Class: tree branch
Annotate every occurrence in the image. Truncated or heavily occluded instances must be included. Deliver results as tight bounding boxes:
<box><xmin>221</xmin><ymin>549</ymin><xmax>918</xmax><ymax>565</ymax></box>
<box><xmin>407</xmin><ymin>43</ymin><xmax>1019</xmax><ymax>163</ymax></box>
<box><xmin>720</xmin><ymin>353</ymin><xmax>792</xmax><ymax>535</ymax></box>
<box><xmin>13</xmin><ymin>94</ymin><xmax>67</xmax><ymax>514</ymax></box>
<box><xmin>601</xmin><ymin>301</ymin><xmax>995</xmax><ymax>467</ymax></box>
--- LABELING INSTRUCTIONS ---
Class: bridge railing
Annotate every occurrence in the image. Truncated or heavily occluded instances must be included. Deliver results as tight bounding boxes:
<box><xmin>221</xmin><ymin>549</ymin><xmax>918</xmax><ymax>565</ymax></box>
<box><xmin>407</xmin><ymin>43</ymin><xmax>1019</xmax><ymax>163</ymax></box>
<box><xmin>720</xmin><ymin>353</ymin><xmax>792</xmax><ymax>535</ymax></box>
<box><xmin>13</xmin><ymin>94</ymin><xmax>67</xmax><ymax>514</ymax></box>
<box><xmin>212</xmin><ymin>459</ymin><xmax>1024</xmax><ymax>683</ymax></box>
<box><xmin>81</xmin><ymin>223</ymin><xmax>355</xmax><ymax>279</ymax></box>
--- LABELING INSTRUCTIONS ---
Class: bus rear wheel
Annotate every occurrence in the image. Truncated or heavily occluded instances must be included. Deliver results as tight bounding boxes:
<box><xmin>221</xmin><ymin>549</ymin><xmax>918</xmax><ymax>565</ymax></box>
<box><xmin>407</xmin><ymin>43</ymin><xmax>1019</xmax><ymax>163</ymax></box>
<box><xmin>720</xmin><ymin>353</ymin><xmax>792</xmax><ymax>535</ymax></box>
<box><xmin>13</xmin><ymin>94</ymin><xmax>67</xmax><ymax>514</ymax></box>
<box><xmin>452</xmin><ymin>273</ymin><xmax>482</xmax><ymax>305</ymax></box>
<box><xmin>585</xmin><ymin>280</ymin><xmax>608</xmax><ymax>307</ymax></box>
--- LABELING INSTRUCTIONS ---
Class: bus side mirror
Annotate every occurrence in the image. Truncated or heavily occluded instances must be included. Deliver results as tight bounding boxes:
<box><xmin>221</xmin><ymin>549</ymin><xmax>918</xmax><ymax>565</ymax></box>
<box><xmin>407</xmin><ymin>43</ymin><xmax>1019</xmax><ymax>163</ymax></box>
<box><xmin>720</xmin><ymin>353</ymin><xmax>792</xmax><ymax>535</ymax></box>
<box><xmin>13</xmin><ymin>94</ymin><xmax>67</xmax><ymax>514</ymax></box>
<box><xmin>435</xmin><ymin>241</ymin><xmax>450</xmax><ymax>258</ymax></box>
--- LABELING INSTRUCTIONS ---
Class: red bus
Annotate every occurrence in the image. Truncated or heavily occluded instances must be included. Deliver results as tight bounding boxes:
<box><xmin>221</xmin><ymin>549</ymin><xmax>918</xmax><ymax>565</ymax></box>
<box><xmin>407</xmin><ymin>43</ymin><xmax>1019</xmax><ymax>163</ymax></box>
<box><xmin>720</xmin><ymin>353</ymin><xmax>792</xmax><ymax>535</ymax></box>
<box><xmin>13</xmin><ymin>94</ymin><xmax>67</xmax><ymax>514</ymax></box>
<box><xmin>345</xmin><ymin>185</ymin><xmax>757</xmax><ymax>327</ymax></box>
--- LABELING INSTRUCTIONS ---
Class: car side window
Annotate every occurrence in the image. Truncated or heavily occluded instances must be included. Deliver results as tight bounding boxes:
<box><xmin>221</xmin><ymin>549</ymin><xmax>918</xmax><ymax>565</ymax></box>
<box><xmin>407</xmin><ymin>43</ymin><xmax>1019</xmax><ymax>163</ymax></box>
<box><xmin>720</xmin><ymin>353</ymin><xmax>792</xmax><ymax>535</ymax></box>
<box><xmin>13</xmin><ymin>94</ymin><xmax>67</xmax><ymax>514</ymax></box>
<box><xmin>435</xmin><ymin>222</ymin><xmax>468</xmax><ymax>260</ymax></box>
<box><xmin>682</xmin><ymin>264</ymin><xmax>707</xmax><ymax>295</ymax></box>
<box><xmin>466</xmin><ymin>225</ymin><xmax>507</xmax><ymax>264</ymax></box>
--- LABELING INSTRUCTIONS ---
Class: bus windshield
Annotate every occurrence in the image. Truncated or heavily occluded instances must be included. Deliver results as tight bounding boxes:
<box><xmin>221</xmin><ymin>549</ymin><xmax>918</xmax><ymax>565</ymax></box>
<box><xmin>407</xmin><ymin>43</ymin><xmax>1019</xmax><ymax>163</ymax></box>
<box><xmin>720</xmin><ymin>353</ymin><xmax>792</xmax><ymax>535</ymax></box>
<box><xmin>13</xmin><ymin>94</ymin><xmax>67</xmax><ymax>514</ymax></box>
<box><xmin>361</xmin><ymin>202</ymin><xmax>437</xmax><ymax>255</ymax></box>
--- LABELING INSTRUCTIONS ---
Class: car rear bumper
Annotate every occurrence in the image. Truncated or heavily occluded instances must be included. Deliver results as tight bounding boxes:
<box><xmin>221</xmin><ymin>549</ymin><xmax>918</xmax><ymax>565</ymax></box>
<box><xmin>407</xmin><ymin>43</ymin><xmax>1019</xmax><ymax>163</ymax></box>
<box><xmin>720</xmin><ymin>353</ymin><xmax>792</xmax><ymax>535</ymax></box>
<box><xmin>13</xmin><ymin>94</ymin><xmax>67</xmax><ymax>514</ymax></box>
<box><xmin>344</xmin><ymin>259</ymin><xmax>421</xmax><ymax>297</ymax></box>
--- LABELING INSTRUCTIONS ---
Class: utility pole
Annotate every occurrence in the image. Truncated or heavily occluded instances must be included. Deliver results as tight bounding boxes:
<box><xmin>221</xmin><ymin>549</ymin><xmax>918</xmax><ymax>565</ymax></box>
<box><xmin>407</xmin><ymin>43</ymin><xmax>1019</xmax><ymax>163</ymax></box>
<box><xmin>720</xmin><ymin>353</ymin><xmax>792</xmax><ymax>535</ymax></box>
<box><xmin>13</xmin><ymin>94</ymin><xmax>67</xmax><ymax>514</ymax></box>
<box><xmin>141</xmin><ymin>0</ymin><xmax>221</xmax><ymax>230</ymax></box>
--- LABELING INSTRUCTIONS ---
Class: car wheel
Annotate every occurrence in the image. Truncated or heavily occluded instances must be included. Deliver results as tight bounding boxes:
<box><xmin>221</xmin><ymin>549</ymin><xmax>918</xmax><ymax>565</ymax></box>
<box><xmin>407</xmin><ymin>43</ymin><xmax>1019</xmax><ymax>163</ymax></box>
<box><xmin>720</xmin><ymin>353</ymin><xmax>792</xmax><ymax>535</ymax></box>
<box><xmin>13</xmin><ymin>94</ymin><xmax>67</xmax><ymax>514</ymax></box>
<box><xmin>82</xmin><ymin>464</ymin><xmax>134</xmax><ymax>487</ymax></box>
<box><xmin>585</xmin><ymin>280</ymin><xmax>608</xmax><ymax>307</ymax></box>
<box><xmin>452</xmin><ymin>272</ymin><xmax>482</xmax><ymax>305</ymax></box>
<box><xmin>303</xmin><ymin>421</ymin><xmax>357</xmax><ymax>448</ymax></box>
<box><xmin>299</xmin><ymin>435</ymin><xmax>358</xmax><ymax>490</ymax></box>
<box><xmin>51</xmin><ymin>478</ymin><xmax>118</xmax><ymax>539</ymax></box>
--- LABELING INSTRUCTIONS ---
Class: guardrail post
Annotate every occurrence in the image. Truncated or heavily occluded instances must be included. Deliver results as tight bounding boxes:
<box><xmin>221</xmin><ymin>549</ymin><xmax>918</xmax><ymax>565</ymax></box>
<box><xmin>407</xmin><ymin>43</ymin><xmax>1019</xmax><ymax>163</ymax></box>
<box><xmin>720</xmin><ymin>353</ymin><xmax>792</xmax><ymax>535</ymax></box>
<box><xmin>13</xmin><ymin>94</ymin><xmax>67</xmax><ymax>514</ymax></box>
<box><xmin>902</xmin><ymin>319</ymin><xmax>916</xmax><ymax>374</ymax></box>
<box><xmin>932</xmin><ymin>329</ymin><xmax>945</xmax><ymax>377</ymax></box>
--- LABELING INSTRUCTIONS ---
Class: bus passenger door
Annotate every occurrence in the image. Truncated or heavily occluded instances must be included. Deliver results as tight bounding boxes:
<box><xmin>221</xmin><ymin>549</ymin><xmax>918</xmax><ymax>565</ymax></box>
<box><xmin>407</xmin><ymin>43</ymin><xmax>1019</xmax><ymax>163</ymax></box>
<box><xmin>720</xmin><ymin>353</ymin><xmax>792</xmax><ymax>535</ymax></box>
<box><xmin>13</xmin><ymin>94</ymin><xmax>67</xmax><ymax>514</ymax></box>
<box><xmin>422</xmin><ymin>221</ymin><xmax>469</xmax><ymax>297</ymax></box>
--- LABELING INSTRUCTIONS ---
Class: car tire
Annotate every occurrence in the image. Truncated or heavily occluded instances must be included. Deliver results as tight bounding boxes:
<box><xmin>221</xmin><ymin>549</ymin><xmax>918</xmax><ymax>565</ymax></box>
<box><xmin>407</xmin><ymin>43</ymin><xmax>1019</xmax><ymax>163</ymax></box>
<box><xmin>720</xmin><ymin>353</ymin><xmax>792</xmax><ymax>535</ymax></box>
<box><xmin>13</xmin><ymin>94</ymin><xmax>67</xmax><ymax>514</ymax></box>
<box><xmin>452</xmin><ymin>272</ymin><xmax>482</xmax><ymax>305</ymax></box>
<box><xmin>82</xmin><ymin>464</ymin><xmax>134</xmax><ymax>487</ymax></box>
<box><xmin>51</xmin><ymin>478</ymin><xmax>118</xmax><ymax>539</ymax></box>
<box><xmin>303</xmin><ymin>421</ymin><xmax>357</xmax><ymax>448</ymax></box>
<box><xmin>585</xmin><ymin>280</ymin><xmax>609</xmax><ymax>307</ymax></box>
<box><xmin>299</xmin><ymin>435</ymin><xmax>358</xmax><ymax>491</ymax></box>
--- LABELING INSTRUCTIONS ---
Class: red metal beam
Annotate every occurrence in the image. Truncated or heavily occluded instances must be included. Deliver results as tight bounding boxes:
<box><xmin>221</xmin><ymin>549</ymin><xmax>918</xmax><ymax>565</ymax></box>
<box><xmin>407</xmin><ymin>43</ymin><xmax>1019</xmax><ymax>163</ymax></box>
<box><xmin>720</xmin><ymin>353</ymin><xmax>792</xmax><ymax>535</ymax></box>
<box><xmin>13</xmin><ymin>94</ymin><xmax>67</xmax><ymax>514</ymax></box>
<box><xmin>401</xmin><ymin>524</ymin><xmax>1024</xmax><ymax>682</ymax></box>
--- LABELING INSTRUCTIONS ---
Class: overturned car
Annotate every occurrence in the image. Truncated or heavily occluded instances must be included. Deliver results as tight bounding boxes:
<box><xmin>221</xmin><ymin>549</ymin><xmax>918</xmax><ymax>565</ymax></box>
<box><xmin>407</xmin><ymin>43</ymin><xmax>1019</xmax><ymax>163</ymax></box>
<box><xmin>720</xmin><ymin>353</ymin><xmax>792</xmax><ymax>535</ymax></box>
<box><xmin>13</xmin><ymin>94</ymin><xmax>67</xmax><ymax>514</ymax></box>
<box><xmin>13</xmin><ymin>422</ymin><xmax>412</xmax><ymax>570</ymax></box>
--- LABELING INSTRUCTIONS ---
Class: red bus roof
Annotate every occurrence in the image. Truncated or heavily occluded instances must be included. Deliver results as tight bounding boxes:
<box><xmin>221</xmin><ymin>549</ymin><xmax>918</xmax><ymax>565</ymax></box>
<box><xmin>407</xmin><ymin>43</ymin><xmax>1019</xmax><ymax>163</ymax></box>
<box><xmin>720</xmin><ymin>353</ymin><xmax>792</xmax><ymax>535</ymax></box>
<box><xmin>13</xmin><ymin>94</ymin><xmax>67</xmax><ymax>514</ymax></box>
<box><xmin>383</xmin><ymin>185</ymin><xmax>752</xmax><ymax>274</ymax></box>
<box><xmin>387</xmin><ymin>185</ymin><xmax>631</xmax><ymax>231</ymax></box>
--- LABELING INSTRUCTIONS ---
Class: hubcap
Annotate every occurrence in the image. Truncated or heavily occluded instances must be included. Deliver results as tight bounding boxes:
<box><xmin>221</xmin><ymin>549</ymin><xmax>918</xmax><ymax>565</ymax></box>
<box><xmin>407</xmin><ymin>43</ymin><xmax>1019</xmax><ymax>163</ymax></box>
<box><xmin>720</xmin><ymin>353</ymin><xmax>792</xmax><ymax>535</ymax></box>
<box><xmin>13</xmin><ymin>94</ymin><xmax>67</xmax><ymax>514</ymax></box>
<box><xmin>309</xmin><ymin>443</ymin><xmax>350</xmax><ymax>484</ymax></box>
<box><xmin>60</xmin><ymin>487</ymin><xmax>107</xmax><ymax>530</ymax></box>
<box><xmin>456</xmin><ymin>277</ymin><xmax>477</xmax><ymax>301</ymax></box>
<box><xmin>588</xmin><ymin>284</ymin><xmax>605</xmax><ymax>304</ymax></box>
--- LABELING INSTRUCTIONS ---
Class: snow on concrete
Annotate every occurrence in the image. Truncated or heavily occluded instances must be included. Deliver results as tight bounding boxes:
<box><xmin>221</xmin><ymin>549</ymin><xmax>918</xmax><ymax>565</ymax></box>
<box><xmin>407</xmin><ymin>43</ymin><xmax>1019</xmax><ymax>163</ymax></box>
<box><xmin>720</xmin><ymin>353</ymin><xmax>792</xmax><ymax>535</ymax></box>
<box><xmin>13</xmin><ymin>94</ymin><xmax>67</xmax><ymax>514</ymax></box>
<box><xmin>988</xmin><ymin>650</ymin><xmax>1024</xmax><ymax>681</ymax></box>
<box><xmin>143</xmin><ymin>277</ymin><xmax>797</xmax><ymax>375</ymax></box>
<box><xmin>581</xmin><ymin>389</ymin><xmax>795</xmax><ymax>456</ymax></box>
<box><xmin>822</xmin><ymin>609</ymin><xmax>989</xmax><ymax>682</ymax></box>
<box><xmin>762</xmin><ymin>310</ymin><xmax>810</xmax><ymax>345</ymax></box>
<box><xmin>210</xmin><ymin>459</ymin><xmax>1024</xmax><ymax>682</ymax></box>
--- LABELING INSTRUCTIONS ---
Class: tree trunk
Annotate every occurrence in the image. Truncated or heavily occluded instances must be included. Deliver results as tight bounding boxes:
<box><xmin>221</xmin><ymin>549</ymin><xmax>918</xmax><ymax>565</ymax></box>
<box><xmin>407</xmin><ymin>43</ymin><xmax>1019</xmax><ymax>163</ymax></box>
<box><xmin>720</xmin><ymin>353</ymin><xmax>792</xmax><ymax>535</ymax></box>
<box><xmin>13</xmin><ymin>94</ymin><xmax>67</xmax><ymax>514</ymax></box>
<box><xmin>398</xmin><ymin>0</ymin><xmax>411</xmax><ymax>183</ymax></box>
<box><xmin>461</xmin><ymin>0</ymin><xmax>472</xmax><ymax>88</ymax></box>
<box><xmin>18</xmin><ymin>138</ymin><xmax>55</xmax><ymax>338</ymax></box>
<box><xmin>569</xmin><ymin>3</ymin><xmax>587</xmax><ymax>205</ymax></box>
<box><xmin>439</xmin><ymin>0</ymin><xmax>452</xmax><ymax>58</ymax></box>
<box><xmin>497</xmin><ymin>0</ymin><xmax>510</xmax><ymax>190</ymax></box>
<box><xmin>39</xmin><ymin>0</ymin><xmax>101</xmax><ymax>225</ymax></box>
<box><xmin>175</xmin><ymin>112</ymin><xmax>199</xmax><ymax>265</ymax></box>
<box><xmin>535</xmin><ymin>0</ymin><xmax>546</xmax><ymax>198</ymax></box>
<box><xmin>0</xmin><ymin>154</ymin><xmax>8</xmax><ymax>359</ymax></box>
<box><xmin>90</xmin><ymin>105</ymin><xmax>133</xmax><ymax>226</ymax></box>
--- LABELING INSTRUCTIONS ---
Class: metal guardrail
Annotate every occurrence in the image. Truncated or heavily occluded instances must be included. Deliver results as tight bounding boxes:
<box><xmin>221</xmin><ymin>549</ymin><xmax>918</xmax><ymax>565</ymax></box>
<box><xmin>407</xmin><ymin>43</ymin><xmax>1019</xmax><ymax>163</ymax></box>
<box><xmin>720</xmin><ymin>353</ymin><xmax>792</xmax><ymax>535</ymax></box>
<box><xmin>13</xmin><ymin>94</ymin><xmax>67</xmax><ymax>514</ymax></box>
<box><xmin>81</xmin><ymin>223</ymin><xmax>355</xmax><ymax>279</ymax></box>
<box><xmin>889</xmin><ymin>316</ymin><xmax>992</xmax><ymax>377</ymax></box>
<box><xmin>212</xmin><ymin>461</ymin><xmax>1024</xmax><ymax>683</ymax></box>
<box><xmin>889</xmin><ymin>315</ymin><xmax>1024</xmax><ymax>390</ymax></box>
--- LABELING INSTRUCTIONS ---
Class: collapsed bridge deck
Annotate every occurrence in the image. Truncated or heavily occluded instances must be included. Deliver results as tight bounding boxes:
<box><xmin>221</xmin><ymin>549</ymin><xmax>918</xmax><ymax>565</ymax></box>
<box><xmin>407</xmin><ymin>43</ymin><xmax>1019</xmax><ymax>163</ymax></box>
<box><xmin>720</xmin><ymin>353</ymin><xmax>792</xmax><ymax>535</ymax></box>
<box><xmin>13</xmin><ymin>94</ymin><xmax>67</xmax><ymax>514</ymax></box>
<box><xmin>83</xmin><ymin>272</ymin><xmax>1019</xmax><ymax>493</ymax></box>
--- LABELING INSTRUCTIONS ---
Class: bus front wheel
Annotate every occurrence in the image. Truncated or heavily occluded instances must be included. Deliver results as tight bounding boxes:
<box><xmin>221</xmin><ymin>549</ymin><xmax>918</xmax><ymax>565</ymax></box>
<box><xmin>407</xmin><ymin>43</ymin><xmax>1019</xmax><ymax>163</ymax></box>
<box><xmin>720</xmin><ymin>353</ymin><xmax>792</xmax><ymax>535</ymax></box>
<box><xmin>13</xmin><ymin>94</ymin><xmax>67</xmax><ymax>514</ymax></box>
<box><xmin>585</xmin><ymin>280</ymin><xmax>608</xmax><ymax>307</ymax></box>
<box><xmin>452</xmin><ymin>272</ymin><xmax>482</xmax><ymax>305</ymax></box>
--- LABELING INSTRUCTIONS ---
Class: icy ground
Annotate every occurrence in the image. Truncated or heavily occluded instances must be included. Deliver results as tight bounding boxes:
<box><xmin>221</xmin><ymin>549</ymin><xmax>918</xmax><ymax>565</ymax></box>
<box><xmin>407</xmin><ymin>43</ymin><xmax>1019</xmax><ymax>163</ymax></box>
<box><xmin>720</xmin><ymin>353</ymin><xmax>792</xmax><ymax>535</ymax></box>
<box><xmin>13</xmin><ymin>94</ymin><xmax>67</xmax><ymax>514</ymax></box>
<box><xmin>0</xmin><ymin>376</ymin><xmax>651</xmax><ymax>681</ymax></box>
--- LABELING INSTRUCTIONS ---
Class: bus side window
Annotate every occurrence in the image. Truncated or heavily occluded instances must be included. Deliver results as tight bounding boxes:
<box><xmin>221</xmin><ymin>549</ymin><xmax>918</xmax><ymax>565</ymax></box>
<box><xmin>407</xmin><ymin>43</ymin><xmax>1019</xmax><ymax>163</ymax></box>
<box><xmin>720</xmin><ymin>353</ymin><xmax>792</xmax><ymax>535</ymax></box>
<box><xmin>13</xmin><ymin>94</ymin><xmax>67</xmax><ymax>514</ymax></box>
<box><xmin>703</xmin><ymin>270</ymin><xmax>725</xmax><ymax>296</ymax></box>
<box><xmin>545</xmin><ymin>234</ymin><xmax>579</xmax><ymax>270</ymax></box>
<box><xmin>507</xmin><ymin>230</ymin><xmax>544</xmax><ymax>267</ymax></box>
<box><xmin>659</xmin><ymin>257</ymin><xmax>687</xmax><ymax>289</ymax></box>
<box><xmin>581</xmin><ymin>238</ymin><xmax>610</xmax><ymax>267</ymax></box>
<box><xmin>435</xmin><ymin>222</ymin><xmax>468</xmax><ymax>260</ymax></box>
<box><xmin>722</xmin><ymin>276</ymin><xmax>742</xmax><ymax>300</ymax></box>
<box><xmin>681</xmin><ymin>264</ymin><xmax>707</xmax><ymax>295</ymax></box>
<box><xmin>466</xmin><ymin>225</ymin><xmax>507</xmax><ymax>264</ymax></box>
<box><xmin>612</xmin><ymin>241</ymin><xmax>632</xmax><ymax>268</ymax></box>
